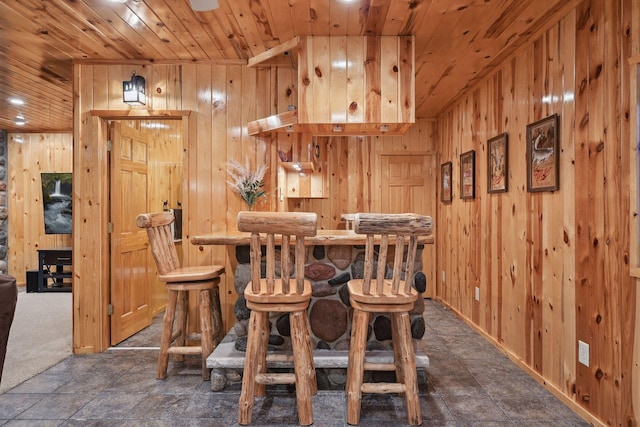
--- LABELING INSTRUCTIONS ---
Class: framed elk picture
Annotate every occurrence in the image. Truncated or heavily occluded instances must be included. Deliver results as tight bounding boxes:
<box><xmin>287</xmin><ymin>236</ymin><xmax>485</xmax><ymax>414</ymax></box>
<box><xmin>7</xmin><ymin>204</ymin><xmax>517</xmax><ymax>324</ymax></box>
<box><xmin>460</xmin><ymin>150</ymin><xmax>475</xmax><ymax>199</ymax></box>
<box><xmin>526</xmin><ymin>114</ymin><xmax>559</xmax><ymax>192</ymax></box>
<box><xmin>488</xmin><ymin>133</ymin><xmax>508</xmax><ymax>193</ymax></box>
<box><xmin>441</xmin><ymin>161</ymin><xmax>452</xmax><ymax>203</ymax></box>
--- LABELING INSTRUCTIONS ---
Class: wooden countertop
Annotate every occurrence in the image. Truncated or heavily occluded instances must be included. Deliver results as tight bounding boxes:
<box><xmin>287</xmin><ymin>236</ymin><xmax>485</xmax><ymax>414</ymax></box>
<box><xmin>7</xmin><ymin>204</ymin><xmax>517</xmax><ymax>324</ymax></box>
<box><xmin>191</xmin><ymin>229</ymin><xmax>434</xmax><ymax>246</ymax></box>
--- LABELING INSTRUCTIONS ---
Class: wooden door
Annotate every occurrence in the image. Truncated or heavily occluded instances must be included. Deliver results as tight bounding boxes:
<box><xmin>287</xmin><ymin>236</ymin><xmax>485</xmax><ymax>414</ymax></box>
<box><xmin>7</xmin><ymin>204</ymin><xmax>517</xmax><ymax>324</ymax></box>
<box><xmin>109</xmin><ymin>121</ymin><xmax>152</xmax><ymax>345</ymax></box>
<box><xmin>381</xmin><ymin>154</ymin><xmax>436</xmax><ymax>298</ymax></box>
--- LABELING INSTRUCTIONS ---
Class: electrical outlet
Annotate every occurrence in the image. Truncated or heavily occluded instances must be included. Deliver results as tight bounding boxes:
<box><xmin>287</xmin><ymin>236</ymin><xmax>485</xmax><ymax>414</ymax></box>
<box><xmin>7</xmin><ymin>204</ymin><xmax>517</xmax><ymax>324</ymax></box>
<box><xmin>442</xmin><ymin>271</ymin><xmax>445</xmax><ymax>282</ymax></box>
<box><xmin>475</xmin><ymin>287</ymin><xmax>480</xmax><ymax>301</ymax></box>
<box><xmin>578</xmin><ymin>340</ymin><xmax>590</xmax><ymax>367</ymax></box>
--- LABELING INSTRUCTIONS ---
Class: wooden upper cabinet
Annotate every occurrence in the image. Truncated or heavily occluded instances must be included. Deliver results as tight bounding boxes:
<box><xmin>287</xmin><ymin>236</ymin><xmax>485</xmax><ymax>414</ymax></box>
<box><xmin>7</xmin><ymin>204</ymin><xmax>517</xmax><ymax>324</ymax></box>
<box><xmin>248</xmin><ymin>36</ymin><xmax>415</xmax><ymax>137</ymax></box>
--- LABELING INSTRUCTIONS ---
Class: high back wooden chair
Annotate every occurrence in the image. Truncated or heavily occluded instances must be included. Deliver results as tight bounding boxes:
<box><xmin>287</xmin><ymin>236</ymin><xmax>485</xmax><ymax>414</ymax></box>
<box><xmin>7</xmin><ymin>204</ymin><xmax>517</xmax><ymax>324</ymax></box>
<box><xmin>237</xmin><ymin>211</ymin><xmax>318</xmax><ymax>426</ymax></box>
<box><xmin>136</xmin><ymin>211</ymin><xmax>225</xmax><ymax>380</ymax></box>
<box><xmin>346</xmin><ymin>212</ymin><xmax>433</xmax><ymax>426</ymax></box>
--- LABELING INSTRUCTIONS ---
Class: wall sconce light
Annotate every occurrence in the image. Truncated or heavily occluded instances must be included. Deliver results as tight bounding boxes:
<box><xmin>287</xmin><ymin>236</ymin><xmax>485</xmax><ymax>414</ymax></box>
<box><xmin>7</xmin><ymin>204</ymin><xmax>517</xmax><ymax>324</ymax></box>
<box><xmin>189</xmin><ymin>0</ymin><xmax>219</xmax><ymax>11</ymax></box>
<box><xmin>123</xmin><ymin>71</ymin><xmax>146</xmax><ymax>105</ymax></box>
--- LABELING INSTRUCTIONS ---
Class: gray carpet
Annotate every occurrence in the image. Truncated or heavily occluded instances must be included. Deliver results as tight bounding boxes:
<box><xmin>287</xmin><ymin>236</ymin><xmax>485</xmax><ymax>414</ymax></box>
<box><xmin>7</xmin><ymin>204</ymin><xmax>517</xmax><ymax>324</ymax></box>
<box><xmin>0</xmin><ymin>288</ymin><xmax>72</xmax><ymax>393</ymax></box>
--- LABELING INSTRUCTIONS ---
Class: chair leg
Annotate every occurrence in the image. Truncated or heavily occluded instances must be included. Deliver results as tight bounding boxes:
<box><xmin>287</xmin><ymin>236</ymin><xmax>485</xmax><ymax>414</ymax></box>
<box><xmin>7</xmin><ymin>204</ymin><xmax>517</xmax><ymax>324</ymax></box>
<box><xmin>393</xmin><ymin>312</ymin><xmax>421</xmax><ymax>426</ymax></box>
<box><xmin>157</xmin><ymin>290</ymin><xmax>178</xmax><ymax>379</ymax></box>
<box><xmin>210</xmin><ymin>284</ymin><xmax>225</xmax><ymax>344</ymax></box>
<box><xmin>346</xmin><ymin>309</ymin><xmax>370</xmax><ymax>425</ymax></box>
<box><xmin>174</xmin><ymin>290</ymin><xmax>188</xmax><ymax>363</ymax></box>
<box><xmin>239</xmin><ymin>310</ymin><xmax>268</xmax><ymax>425</ymax></box>
<box><xmin>290</xmin><ymin>310</ymin><xmax>314</xmax><ymax>426</ymax></box>
<box><xmin>199</xmin><ymin>289</ymin><xmax>214</xmax><ymax>380</ymax></box>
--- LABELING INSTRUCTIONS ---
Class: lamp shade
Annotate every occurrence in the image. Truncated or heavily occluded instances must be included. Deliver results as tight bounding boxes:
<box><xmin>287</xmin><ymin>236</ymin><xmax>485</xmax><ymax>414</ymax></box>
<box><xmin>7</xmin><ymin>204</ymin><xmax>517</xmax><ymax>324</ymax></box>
<box><xmin>122</xmin><ymin>72</ymin><xmax>146</xmax><ymax>106</ymax></box>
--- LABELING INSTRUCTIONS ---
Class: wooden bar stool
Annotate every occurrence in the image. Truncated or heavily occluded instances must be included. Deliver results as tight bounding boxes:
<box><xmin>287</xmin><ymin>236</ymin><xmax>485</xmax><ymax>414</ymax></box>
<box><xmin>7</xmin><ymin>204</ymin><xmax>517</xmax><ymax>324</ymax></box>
<box><xmin>237</xmin><ymin>211</ymin><xmax>318</xmax><ymax>426</ymax></box>
<box><xmin>345</xmin><ymin>213</ymin><xmax>433</xmax><ymax>426</ymax></box>
<box><xmin>136</xmin><ymin>212</ymin><xmax>225</xmax><ymax>380</ymax></box>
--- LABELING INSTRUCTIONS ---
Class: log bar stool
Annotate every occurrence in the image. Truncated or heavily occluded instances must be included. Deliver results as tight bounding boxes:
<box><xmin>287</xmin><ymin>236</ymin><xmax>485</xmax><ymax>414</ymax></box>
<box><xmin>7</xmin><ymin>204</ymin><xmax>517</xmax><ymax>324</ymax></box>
<box><xmin>237</xmin><ymin>211</ymin><xmax>318</xmax><ymax>426</ymax></box>
<box><xmin>136</xmin><ymin>212</ymin><xmax>225</xmax><ymax>380</ymax></box>
<box><xmin>346</xmin><ymin>212</ymin><xmax>433</xmax><ymax>426</ymax></box>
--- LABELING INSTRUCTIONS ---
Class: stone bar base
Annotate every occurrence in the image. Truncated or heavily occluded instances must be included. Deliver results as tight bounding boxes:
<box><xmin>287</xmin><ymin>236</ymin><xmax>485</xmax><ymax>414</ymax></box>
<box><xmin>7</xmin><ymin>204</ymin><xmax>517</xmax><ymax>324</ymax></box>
<box><xmin>207</xmin><ymin>329</ymin><xmax>430</xmax><ymax>391</ymax></box>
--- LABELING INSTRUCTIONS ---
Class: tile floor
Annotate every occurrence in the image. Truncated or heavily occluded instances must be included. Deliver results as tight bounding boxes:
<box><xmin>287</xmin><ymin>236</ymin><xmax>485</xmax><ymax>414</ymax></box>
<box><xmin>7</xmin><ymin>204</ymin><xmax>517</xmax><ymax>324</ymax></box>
<box><xmin>0</xmin><ymin>300</ymin><xmax>590</xmax><ymax>426</ymax></box>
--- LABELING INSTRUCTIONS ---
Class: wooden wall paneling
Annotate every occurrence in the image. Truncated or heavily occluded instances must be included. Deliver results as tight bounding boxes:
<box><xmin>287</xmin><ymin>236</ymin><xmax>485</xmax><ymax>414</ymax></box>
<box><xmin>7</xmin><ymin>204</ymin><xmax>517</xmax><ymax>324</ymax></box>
<box><xmin>573</xmin><ymin>0</ymin><xmax>595</xmax><ymax>408</ymax></box>
<box><xmin>621</xmin><ymin>0</ymin><xmax>638</xmax><ymax>424</ymax></box>
<box><xmin>297</xmin><ymin>36</ymin><xmax>312</xmax><ymax>124</ymax></box>
<box><xmin>586</xmin><ymin>0</ymin><xmax>612</xmax><ymax>419</ymax></box>
<box><xmin>399</xmin><ymin>36</ymin><xmax>415</xmax><ymax>124</ymax></box>
<box><xmin>601</xmin><ymin>0</ymin><xmax>625</xmax><ymax>423</ymax></box>
<box><xmin>470</xmin><ymin>88</ymin><xmax>482</xmax><ymax>327</ymax></box>
<box><xmin>312</xmin><ymin>36</ymin><xmax>331</xmax><ymax>124</ymax></box>
<box><xmin>557</xmin><ymin>6</ymin><xmax>579</xmax><ymax>400</ymax></box>
<box><xmin>330</xmin><ymin>37</ymin><xmax>347</xmax><ymax>124</ymax></box>
<box><xmin>380</xmin><ymin>36</ymin><xmax>399</xmax><ymax>124</ymax></box>
<box><xmin>502</xmin><ymin>53</ymin><xmax>528</xmax><ymax>360</ymax></box>
<box><xmin>365</xmin><ymin>36</ymin><xmax>382</xmax><ymax>123</ymax></box>
<box><xmin>528</xmin><ymin>35</ymin><xmax>545</xmax><ymax>376</ymax></box>
<box><xmin>152</xmin><ymin>66</ymin><xmax>168</xmax><ymax>111</ymax></box>
<box><xmin>346</xmin><ymin>37</ymin><xmax>365</xmax><ymax>124</ymax></box>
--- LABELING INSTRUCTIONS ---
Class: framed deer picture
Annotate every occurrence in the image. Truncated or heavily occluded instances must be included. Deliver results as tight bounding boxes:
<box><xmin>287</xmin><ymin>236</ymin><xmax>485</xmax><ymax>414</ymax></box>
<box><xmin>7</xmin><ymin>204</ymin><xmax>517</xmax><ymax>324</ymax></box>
<box><xmin>526</xmin><ymin>114</ymin><xmax>559</xmax><ymax>192</ymax></box>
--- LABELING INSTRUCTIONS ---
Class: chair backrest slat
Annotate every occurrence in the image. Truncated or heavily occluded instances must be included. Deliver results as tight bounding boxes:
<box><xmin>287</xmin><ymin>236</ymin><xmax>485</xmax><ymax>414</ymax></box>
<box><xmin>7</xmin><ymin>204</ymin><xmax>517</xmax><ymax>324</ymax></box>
<box><xmin>136</xmin><ymin>212</ymin><xmax>180</xmax><ymax>275</ymax></box>
<box><xmin>354</xmin><ymin>213</ymin><xmax>433</xmax><ymax>296</ymax></box>
<box><xmin>238</xmin><ymin>211</ymin><xmax>318</xmax><ymax>295</ymax></box>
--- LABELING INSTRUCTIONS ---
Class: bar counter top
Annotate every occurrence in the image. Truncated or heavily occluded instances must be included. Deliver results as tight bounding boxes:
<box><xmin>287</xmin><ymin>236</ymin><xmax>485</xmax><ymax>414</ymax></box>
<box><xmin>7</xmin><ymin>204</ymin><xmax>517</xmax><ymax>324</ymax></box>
<box><xmin>191</xmin><ymin>229</ymin><xmax>434</xmax><ymax>246</ymax></box>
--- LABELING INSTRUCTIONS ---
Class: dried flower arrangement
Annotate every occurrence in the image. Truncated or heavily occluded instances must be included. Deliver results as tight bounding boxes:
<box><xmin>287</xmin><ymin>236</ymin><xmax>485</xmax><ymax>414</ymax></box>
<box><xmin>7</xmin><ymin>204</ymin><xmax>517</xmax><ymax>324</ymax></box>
<box><xmin>226</xmin><ymin>159</ymin><xmax>268</xmax><ymax>210</ymax></box>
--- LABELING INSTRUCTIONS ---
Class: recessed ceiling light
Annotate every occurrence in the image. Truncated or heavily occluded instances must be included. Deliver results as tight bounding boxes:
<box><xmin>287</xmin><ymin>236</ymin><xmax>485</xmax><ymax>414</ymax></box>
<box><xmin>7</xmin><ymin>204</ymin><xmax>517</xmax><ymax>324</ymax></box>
<box><xmin>14</xmin><ymin>115</ymin><xmax>26</xmax><ymax>126</ymax></box>
<box><xmin>9</xmin><ymin>97</ymin><xmax>24</xmax><ymax>106</ymax></box>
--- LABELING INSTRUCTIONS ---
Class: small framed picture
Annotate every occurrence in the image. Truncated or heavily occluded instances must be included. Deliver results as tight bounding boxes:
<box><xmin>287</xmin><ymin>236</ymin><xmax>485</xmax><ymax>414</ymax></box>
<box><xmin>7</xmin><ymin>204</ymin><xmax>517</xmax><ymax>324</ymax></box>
<box><xmin>460</xmin><ymin>150</ymin><xmax>475</xmax><ymax>200</ymax></box>
<box><xmin>526</xmin><ymin>113</ymin><xmax>559</xmax><ymax>192</ymax></box>
<box><xmin>440</xmin><ymin>161</ymin><xmax>452</xmax><ymax>203</ymax></box>
<box><xmin>487</xmin><ymin>133</ymin><xmax>508</xmax><ymax>194</ymax></box>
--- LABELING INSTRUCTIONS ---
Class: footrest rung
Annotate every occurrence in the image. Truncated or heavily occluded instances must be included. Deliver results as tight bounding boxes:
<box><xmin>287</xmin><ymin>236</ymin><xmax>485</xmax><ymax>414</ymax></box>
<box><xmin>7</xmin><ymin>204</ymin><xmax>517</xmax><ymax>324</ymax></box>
<box><xmin>167</xmin><ymin>346</ymin><xmax>202</xmax><ymax>356</ymax></box>
<box><xmin>361</xmin><ymin>382</ymin><xmax>405</xmax><ymax>394</ymax></box>
<box><xmin>255</xmin><ymin>372</ymin><xmax>296</xmax><ymax>385</ymax></box>
<box><xmin>364</xmin><ymin>362</ymin><xmax>395</xmax><ymax>371</ymax></box>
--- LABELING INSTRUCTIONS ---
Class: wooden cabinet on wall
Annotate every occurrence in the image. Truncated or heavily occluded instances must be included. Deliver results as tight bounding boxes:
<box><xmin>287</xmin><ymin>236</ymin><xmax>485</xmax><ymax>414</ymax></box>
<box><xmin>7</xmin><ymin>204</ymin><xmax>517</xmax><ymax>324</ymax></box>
<box><xmin>248</xmin><ymin>35</ymin><xmax>415</xmax><ymax>137</ymax></box>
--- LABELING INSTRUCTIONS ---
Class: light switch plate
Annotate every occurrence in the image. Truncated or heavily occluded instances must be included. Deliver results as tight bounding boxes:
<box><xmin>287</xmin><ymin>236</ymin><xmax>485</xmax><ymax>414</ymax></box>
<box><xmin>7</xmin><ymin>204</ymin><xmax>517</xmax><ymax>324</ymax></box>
<box><xmin>578</xmin><ymin>340</ymin><xmax>590</xmax><ymax>367</ymax></box>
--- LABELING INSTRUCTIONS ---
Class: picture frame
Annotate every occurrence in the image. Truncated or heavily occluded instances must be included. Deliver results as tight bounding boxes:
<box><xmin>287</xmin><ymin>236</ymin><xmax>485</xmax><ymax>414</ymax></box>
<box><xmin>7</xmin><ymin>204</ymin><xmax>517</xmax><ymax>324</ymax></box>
<box><xmin>460</xmin><ymin>150</ymin><xmax>475</xmax><ymax>199</ymax></box>
<box><xmin>526</xmin><ymin>113</ymin><xmax>559</xmax><ymax>192</ymax></box>
<box><xmin>440</xmin><ymin>161</ymin><xmax>452</xmax><ymax>203</ymax></box>
<box><xmin>487</xmin><ymin>133</ymin><xmax>508</xmax><ymax>193</ymax></box>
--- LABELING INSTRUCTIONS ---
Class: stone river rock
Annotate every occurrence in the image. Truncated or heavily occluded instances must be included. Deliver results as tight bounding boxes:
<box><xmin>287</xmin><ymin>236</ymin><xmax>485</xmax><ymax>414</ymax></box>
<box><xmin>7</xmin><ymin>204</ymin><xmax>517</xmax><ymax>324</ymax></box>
<box><xmin>411</xmin><ymin>294</ymin><xmax>425</xmax><ymax>314</ymax></box>
<box><xmin>338</xmin><ymin>284</ymin><xmax>351</xmax><ymax>306</ymax></box>
<box><xmin>234</xmin><ymin>264</ymin><xmax>251</xmax><ymax>295</ymax></box>
<box><xmin>373</xmin><ymin>315</ymin><xmax>392</xmax><ymax>341</ymax></box>
<box><xmin>311</xmin><ymin>281</ymin><xmax>336</xmax><ymax>297</ymax></box>
<box><xmin>328</xmin><ymin>272</ymin><xmax>350</xmax><ymax>286</ymax></box>
<box><xmin>411</xmin><ymin>316</ymin><xmax>426</xmax><ymax>339</ymax></box>
<box><xmin>309</xmin><ymin>299</ymin><xmax>348</xmax><ymax>342</ymax></box>
<box><xmin>275</xmin><ymin>313</ymin><xmax>290</xmax><ymax>336</ymax></box>
<box><xmin>312</xmin><ymin>245</ymin><xmax>325</xmax><ymax>260</ymax></box>
<box><xmin>234</xmin><ymin>295</ymin><xmax>250</xmax><ymax>321</ymax></box>
<box><xmin>305</xmin><ymin>262</ymin><xmax>336</xmax><ymax>281</ymax></box>
<box><xmin>414</xmin><ymin>271</ymin><xmax>427</xmax><ymax>293</ymax></box>
<box><xmin>327</xmin><ymin>245</ymin><xmax>352</xmax><ymax>270</ymax></box>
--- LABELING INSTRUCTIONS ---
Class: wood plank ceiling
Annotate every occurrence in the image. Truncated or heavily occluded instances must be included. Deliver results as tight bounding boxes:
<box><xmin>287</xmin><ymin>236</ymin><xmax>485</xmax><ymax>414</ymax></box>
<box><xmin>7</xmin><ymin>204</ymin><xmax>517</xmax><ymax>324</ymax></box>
<box><xmin>0</xmin><ymin>0</ymin><xmax>577</xmax><ymax>133</ymax></box>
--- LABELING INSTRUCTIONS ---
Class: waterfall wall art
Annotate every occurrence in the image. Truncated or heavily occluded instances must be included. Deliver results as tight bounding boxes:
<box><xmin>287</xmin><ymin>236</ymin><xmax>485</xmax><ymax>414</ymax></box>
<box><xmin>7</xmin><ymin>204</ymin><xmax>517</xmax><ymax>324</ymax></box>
<box><xmin>41</xmin><ymin>173</ymin><xmax>72</xmax><ymax>234</ymax></box>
